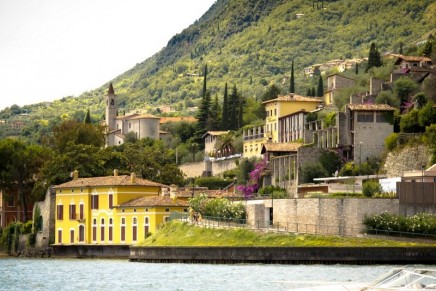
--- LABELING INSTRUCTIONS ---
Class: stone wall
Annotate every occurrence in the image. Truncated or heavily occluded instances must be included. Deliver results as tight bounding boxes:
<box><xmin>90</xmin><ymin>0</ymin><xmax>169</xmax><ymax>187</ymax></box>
<box><xmin>178</xmin><ymin>161</ymin><xmax>205</xmax><ymax>178</ymax></box>
<box><xmin>179</xmin><ymin>158</ymin><xmax>240</xmax><ymax>178</ymax></box>
<box><xmin>383</xmin><ymin>144</ymin><xmax>431</xmax><ymax>177</ymax></box>
<box><xmin>251</xmin><ymin>198</ymin><xmax>399</xmax><ymax>236</ymax></box>
<box><xmin>130</xmin><ymin>246</ymin><xmax>436</xmax><ymax>264</ymax></box>
<box><xmin>34</xmin><ymin>187</ymin><xmax>56</xmax><ymax>249</ymax></box>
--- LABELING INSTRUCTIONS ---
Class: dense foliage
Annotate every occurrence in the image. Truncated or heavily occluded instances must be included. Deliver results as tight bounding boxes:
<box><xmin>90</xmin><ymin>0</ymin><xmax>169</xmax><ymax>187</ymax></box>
<box><xmin>1</xmin><ymin>0</ymin><xmax>434</xmax><ymax>142</ymax></box>
<box><xmin>363</xmin><ymin>212</ymin><xmax>436</xmax><ymax>235</ymax></box>
<box><xmin>188</xmin><ymin>194</ymin><xmax>246</xmax><ymax>221</ymax></box>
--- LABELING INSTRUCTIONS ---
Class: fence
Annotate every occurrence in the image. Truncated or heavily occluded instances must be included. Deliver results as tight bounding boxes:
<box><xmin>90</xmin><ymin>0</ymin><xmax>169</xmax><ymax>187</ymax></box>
<box><xmin>169</xmin><ymin>212</ymin><xmax>436</xmax><ymax>243</ymax></box>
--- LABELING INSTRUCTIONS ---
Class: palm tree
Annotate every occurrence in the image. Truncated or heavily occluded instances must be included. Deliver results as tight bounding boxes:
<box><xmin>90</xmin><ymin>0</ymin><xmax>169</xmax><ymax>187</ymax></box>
<box><xmin>214</xmin><ymin>132</ymin><xmax>235</xmax><ymax>158</ymax></box>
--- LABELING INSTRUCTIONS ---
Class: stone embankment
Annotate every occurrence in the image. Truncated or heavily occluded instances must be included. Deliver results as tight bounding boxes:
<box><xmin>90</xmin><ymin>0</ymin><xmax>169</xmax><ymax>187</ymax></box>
<box><xmin>383</xmin><ymin>144</ymin><xmax>431</xmax><ymax>177</ymax></box>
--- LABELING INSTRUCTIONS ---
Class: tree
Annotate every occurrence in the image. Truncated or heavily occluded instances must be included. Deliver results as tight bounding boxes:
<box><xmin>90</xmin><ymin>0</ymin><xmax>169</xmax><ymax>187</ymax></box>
<box><xmin>202</xmin><ymin>64</ymin><xmax>208</xmax><ymax>99</ymax></box>
<box><xmin>366</xmin><ymin>43</ymin><xmax>382</xmax><ymax>72</ymax></box>
<box><xmin>229</xmin><ymin>84</ymin><xmax>240</xmax><ymax>130</ymax></box>
<box><xmin>317</xmin><ymin>76</ymin><xmax>324</xmax><ymax>97</ymax></box>
<box><xmin>261</xmin><ymin>83</ymin><xmax>281</xmax><ymax>102</ymax></box>
<box><xmin>195</xmin><ymin>90</ymin><xmax>212</xmax><ymax>138</ymax></box>
<box><xmin>0</xmin><ymin>139</ymin><xmax>47</xmax><ymax>221</ymax></box>
<box><xmin>414</xmin><ymin>93</ymin><xmax>428</xmax><ymax>109</ymax></box>
<box><xmin>221</xmin><ymin>83</ymin><xmax>229</xmax><ymax>130</ymax></box>
<box><xmin>84</xmin><ymin>109</ymin><xmax>91</xmax><ymax>124</ymax></box>
<box><xmin>51</xmin><ymin>120</ymin><xmax>105</xmax><ymax>153</ymax></box>
<box><xmin>210</xmin><ymin>94</ymin><xmax>221</xmax><ymax>130</ymax></box>
<box><xmin>375</xmin><ymin>91</ymin><xmax>400</xmax><ymax>107</ymax></box>
<box><xmin>355</xmin><ymin>63</ymin><xmax>359</xmax><ymax>75</ymax></box>
<box><xmin>418</xmin><ymin>102</ymin><xmax>436</xmax><ymax>128</ymax></box>
<box><xmin>215</xmin><ymin>132</ymin><xmax>235</xmax><ymax>158</ymax></box>
<box><xmin>289</xmin><ymin>60</ymin><xmax>295</xmax><ymax>93</ymax></box>
<box><xmin>394</xmin><ymin>76</ymin><xmax>418</xmax><ymax>109</ymax></box>
<box><xmin>311</xmin><ymin>87</ymin><xmax>316</xmax><ymax>97</ymax></box>
<box><xmin>400</xmin><ymin>109</ymin><xmax>422</xmax><ymax>133</ymax></box>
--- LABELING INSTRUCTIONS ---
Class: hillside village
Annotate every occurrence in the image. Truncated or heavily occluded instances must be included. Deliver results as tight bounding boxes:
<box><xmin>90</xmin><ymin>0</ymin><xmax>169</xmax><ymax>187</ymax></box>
<box><xmin>1</xmin><ymin>49</ymin><xmax>435</xmax><ymax>255</ymax></box>
<box><xmin>1</xmin><ymin>0</ymin><xmax>436</xmax><ymax>255</ymax></box>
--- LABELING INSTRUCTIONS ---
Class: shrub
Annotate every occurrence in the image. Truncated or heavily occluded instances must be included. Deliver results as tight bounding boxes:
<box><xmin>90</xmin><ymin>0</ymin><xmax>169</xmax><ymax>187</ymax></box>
<box><xmin>363</xmin><ymin>212</ymin><xmax>436</xmax><ymax>234</ymax></box>
<box><xmin>362</xmin><ymin>180</ymin><xmax>382</xmax><ymax>197</ymax></box>
<box><xmin>27</xmin><ymin>233</ymin><xmax>36</xmax><ymax>246</ymax></box>
<box><xmin>258</xmin><ymin>185</ymin><xmax>287</xmax><ymax>198</ymax></box>
<box><xmin>385</xmin><ymin>133</ymin><xmax>398</xmax><ymax>151</ymax></box>
<box><xmin>195</xmin><ymin>177</ymin><xmax>232</xmax><ymax>190</ymax></box>
<box><xmin>188</xmin><ymin>195</ymin><xmax>246</xmax><ymax>220</ymax></box>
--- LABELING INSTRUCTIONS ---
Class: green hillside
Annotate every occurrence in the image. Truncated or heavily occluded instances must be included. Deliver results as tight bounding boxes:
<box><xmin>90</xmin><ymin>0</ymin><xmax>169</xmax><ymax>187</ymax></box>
<box><xmin>1</xmin><ymin>0</ymin><xmax>435</xmax><ymax>139</ymax></box>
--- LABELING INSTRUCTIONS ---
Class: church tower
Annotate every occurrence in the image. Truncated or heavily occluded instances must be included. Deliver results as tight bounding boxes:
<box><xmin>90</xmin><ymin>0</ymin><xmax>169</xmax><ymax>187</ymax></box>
<box><xmin>105</xmin><ymin>83</ymin><xmax>117</xmax><ymax>131</ymax></box>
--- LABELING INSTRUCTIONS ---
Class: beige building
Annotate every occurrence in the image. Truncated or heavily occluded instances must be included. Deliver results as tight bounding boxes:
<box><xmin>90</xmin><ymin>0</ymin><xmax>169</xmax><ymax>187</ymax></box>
<box><xmin>104</xmin><ymin>83</ymin><xmax>160</xmax><ymax>146</ymax></box>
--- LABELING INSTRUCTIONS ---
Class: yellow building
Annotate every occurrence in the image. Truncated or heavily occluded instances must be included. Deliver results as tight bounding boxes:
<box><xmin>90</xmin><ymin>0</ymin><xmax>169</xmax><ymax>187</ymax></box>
<box><xmin>53</xmin><ymin>170</ymin><xmax>188</xmax><ymax>245</ymax></box>
<box><xmin>262</xmin><ymin>94</ymin><xmax>322</xmax><ymax>143</ymax></box>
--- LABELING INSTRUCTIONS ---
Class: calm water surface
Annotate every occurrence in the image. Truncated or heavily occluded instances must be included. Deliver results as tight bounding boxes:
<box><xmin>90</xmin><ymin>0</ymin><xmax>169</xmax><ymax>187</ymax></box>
<box><xmin>0</xmin><ymin>258</ymin><xmax>431</xmax><ymax>291</ymax></box>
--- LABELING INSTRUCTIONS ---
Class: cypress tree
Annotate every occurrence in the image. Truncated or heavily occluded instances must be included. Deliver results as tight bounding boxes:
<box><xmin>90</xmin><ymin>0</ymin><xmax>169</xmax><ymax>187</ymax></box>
<box><xmin>306</xmin><ymin>88</ymin><xmax>311</xmax><ymax>96</ymax></box>
<box><xmin>311</xmin><ymin>87</ymin><xmax>316</xmax><ymax>97</ymax></box>
<box><xmin>229</xmin><ymin>84</ymin><xmax>239</xmax><ymax>130</ymax></box>
<box><xmin>317</xmin><ymin>76</ymin><xmax>324</xmax><ymax>97</ymax></box>
<box><xmin>210</xmin><ymin>94</ymin><xmax>221</xmax><ymax>130</ymax></box>
<box><xmin>202</xmin><ymin>64</ymin><xmax>208</xmax><ymax>99</ymax></box>
<box><xmin>289</xmin><ymin>60</ymin><xmax>295</xmax><ymax>93</ymax></box>
<box><xmin>221</xmin><ymin>83</ymin><xmax>229</xmax><ymax>130</ymax></box>
<box><xmin>238</xmin><ymin>95</ymin><xmax>244</xmax><ymax>129</ymax></box>
<box><xmin>355</xmin><ymin>63</ymin><xmax>359</xmax><ymax>75</ymax></box>
<box><xmin>84</xmin><ymin>109</ymin><xmax>91</xmax><ymax>124</ymax></box>
<box><xmin>366</xmin><ymin>43</ymin><xmax>382</xmax><ymax>72</ymax></box>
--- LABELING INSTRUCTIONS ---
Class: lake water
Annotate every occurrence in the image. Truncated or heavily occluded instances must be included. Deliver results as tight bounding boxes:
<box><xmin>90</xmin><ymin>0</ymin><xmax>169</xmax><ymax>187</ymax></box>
<box><xmin>0</xmin><ymin>258</ymin><xmax>432</xmax><ymax>291</ymax></box>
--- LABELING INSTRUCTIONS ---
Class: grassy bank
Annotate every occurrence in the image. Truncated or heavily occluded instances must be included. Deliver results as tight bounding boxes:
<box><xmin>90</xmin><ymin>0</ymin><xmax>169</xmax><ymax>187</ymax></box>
<box><xmin>138</xmin><ymin>221</ymin><xmax>433</xmax><ymax>247</ymax></box>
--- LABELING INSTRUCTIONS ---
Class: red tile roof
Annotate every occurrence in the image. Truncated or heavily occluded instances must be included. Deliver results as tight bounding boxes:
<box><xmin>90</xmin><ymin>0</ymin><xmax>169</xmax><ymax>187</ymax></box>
<box><xmin>160</xmin><ymin>116</ymin><xmax>198</xmax><ymax>124</ymax></box>
<box><xmin>263</xmin><ymin>94</ymin><xmax>322</xmax><ymax>105</ymax></box>
<box><xmin>119</xmin><ymin>196</ymin><xmax>188</xmax><ymax>207</ymax></box>
<box><xmin>347</xmin><ymin>104</ymin><xmax>396</xmax><ymax>111</ymax></box>
<box><xmin>394</xmin><ymin>55</ymin><xmax>432</xmax><ymax>64</ymax></box>
<box><xmin>261</xmin><ymin>142</ymin><xmax>302</xmax><ymax>153</ymax></box>
<box><xmin>54</xmin><ymin>175</ymin><xmax>165</xmax><ymax>188</ymax></box>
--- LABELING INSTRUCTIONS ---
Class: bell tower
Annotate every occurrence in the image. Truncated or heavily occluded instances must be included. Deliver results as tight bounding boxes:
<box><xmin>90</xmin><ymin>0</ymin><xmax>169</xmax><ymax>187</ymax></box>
<box><xmin>105</xmin><ymin>83</ymin><xmax>117</xmax><ymax>131</ymax></box>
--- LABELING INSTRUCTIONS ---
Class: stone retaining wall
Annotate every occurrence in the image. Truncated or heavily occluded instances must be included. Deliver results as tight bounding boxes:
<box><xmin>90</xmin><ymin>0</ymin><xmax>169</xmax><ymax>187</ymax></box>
<box><xmin>129</xmin><ymin>246</ymin><xmax>436</xmax><ymax>264</ymax></box>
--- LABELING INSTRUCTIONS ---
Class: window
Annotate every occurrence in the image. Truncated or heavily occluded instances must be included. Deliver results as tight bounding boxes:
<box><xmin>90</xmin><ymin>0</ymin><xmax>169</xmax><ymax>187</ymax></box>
<box><xmin>69</xmin><ymin>204</ymin><xmax>76</xmax><ymax>220</ymax></box>
<box><xmin>132</xmin><ymin>217</ymin><xmax>137</xmax><ymax>242</ymax></box>
<box><xmin>70</xmin><ymin>229</ymin><xmax>74</xmax><ymax>243</ymax></box>
<box><xmin>121</xmin><ymin>218</ymin><xmax>126</xmax><ymax>242</ymax></box>
<box><xmin>79</xmin><ymin>225</ymin><xmax>85</xmax><ymax>242</ymax></box>
<box><xmin>92</xmin><ymin>219</ymin><xmax>97</xmax><ymax>242</ymax></box>
<box><xmin>128</xmin><ymin>123</ymin><xmax>131</xmax><ymax>129</ymax></box>
<box><xmin>57</xmin><ymin>205</ymin><xmax>64</xmax><ymax>220</ymax></box>
<box><xmin>91</xmin><ymin>195</ymin><xmax>99</xmax><ymax>210</ymax></box>
<box><xmin>109</xmin><ymin>218</ymin><xmax>113</xmax><ymax>242</ymax></box>
<box><xmin>274</xmin><ymin>109</ymin><xmax>277</xmax><ymax>116</ymax></box>
<box><xmin>356</xmin><ymin>112</ymin><xmax>374</xmax><ymax>123</ymax></box>
<box><xmin>100</xmin><ymin>218</ymin><xmax>105</xmax><ymax>242</ymax></box>
<box><xmin>79</xmin><ymin>204</ymin><xmax>84</xmax><ymax>220</ymax></box>
<box><xmin>108</xmin><ymin>194</ymin><xmax>113</xmax><ymax>209</ymax></box>
<box><xmin>7</xmin><ymin>195</ymin><xmax>14</xmax><ymax>207</ymax></box>
<box><xmin>375</xmin><ymin>112</ymin><xmax>390</xmax><ymax>123</ymax></box>
<box><xmin>58</xmin><ymin>229</ymin><xmax>62</xmax><ymax>244</ymax></box>
<box><xmin>144</xmin><ymin>217</ymin><xmax>149</xmax><ymax>235</ymax></box>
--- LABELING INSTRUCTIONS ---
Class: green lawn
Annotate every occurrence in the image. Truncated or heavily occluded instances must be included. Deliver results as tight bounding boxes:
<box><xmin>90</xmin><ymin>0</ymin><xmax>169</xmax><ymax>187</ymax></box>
<box><xmin>138</xmin><ymin>221</ymin><xmax>433</xmax><ymax>247</ymax></box>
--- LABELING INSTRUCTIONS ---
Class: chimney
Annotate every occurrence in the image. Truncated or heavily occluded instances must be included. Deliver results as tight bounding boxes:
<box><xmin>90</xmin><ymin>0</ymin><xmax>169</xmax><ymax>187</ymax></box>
<box><xmin>73</xmin><ymin>170</ymin><xmax>79</xmax><ymax>181</ymax></box>
<box><xmin>114</xmin><ymin>169</ymin><xmax>119</xmax><ymax>176</ymax></box>
<box><xmin>130</xmin><ymin>172</ymin><xmax>136</xmax><ymax>184</ymax></box>
<box><xmin>169</xmin><ymin>184</ymin><xmax>179</xmax><ymax>198</ymax></box>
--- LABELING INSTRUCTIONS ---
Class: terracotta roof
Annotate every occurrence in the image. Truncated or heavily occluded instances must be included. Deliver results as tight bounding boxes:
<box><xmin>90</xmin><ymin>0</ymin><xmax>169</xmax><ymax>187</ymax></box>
<box><xmin>118</xmin><ymin>196</ymin><xmax>188</xmax><ymax>207</ymax></box>
<box><xmin>115</xmin><ymin>114</ymin><xmax>139</xmax><ymax>120</ymax></box>
<box><xmin>261</xmin><ymin>143</ymin><xmax>302</xmax><ymax>153</ymax></box>
<box><xmin>347</xmin><ymin>104</ymin><xmax>396</xmax><ymax>111</ymax></box>
<box><xmin>394</xmin><ymin>55</ymin><xmax>432</xmax><ymax>64</ymax></box>
<box><xmin>176</xmin><ymin>189</ymin><xmax>243</xmax><ymax>199</ymax></box>
<box><xmin>160</xmin><ymin>116</ymin><xmax>198</xmax><ymax>124</ymax></box>
<box><xmin>54</xmin><ymin>175</ymin><xmax>165</xmax><ymax>189</ymax></box>
<box><xmin>263</xmin><ymin>94</ymin><xmax>322</xmax><ymax>105</ymax></box>
<box><xmin>201</xmin><ymin>131</ymin><xmax>229</xmax><ymax>138</ymax></box>
<box><xmin>129</xmin><ymin>114</ymin><xmax>160</xmax><ymax>120</ymax></box>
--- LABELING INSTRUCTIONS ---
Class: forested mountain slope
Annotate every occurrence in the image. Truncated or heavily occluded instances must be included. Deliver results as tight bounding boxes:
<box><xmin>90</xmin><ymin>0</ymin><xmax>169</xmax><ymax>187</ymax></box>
<box><xmin>1</xmin><ymin>0</ymin><xmax>435</xmax><ymax>139</ymax></box>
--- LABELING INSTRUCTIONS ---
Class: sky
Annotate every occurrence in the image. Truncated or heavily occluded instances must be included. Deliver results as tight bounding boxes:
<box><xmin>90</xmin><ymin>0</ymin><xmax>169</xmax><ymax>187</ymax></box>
<box><xmin>0</xmin><ymin>0</ymin><xmax>216</xmax><ymax>110</ymax></box>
